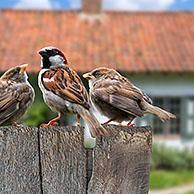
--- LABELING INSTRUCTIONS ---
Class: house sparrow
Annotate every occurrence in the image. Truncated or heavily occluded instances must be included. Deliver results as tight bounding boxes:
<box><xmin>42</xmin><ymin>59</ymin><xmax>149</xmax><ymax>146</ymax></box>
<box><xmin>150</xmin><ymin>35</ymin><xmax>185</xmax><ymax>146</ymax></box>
<box><xmin>83</xmin><ymin>67</ymin><xmax>176</xmax><ymax>125</ymax></box>
<box><xmin>0</xmin><ymin>64</ymin><xmax>35</xmax><ymax>126</ymax></box>
<box><xmin>38</xmin><ymin>46</ymin><xmax>108</xmax><ymax>137</ymax></box>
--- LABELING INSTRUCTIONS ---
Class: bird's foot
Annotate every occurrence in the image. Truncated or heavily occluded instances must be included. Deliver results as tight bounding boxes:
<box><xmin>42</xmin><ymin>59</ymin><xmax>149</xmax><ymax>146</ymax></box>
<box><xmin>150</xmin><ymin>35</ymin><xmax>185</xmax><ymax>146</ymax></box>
<box><xmin>40</xmin><ymin>114</ymin><xmax>61</xmax><ymax>127</ymax></box>
<box><xmin>40</xmin><ymin>121</ymin><xmax>58</xmax><ymax>127</ymax></box>
<box><xmin>127</xmin><ymin>121</ymin><xmax>135</xmax><ymax>127</ymax></box>
<box><xmin>12</xmin><ymin>122</ymin><xmax>24</xmax><ymax>128</ymax></box>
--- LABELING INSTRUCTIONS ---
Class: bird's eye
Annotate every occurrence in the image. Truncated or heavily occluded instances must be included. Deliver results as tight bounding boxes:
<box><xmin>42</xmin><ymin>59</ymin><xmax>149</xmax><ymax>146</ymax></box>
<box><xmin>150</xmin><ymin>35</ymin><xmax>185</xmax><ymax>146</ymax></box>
<box><xmin>93</xmin><ymin>71</ymin><xmax>101</xmax><ymax>77</ymax></box>
<box><xmin>53</xmin><ymin>50</ymin><xmax>59</xmax><ymax>55</ymax></box>
<box><xmin>14</xmin><ymin>68</ymin><xmax>20</xmax><ymax>74</ymax></box>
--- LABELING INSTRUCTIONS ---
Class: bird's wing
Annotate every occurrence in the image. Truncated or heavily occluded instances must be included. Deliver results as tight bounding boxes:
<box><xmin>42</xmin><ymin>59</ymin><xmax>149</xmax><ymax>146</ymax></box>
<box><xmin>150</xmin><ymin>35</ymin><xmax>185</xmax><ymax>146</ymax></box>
<box><xmin>110</xmin><ymin>76</ymin><xmax>153</xmax><ymax>104</ymax></box>
<box><xmin>0</xmin><ymin>84</ymin><xmax>30</xmax><ymax>124</ymax></box>
<box><xmin>142</xmin><ymin>92</ymin><xmax>153</xmax><ymax>104</ymax></box>
<box><xmin>124</xmin><ymin>84</ymin><xmax>153</xmax><ymax>104</ymax></box>
<box><xmin>96</xmin><ymin>77</ymin><xmax>144</xmax><ymax>101</ymax></box>
<box><xmin>92</xmin><ymin>84</ymin><xmax>144</xmax><ymax>117</ymax></box>
<box><xmin>41</xmin><ymin>67</ymin><xmax>90</xmax><ymax>109</ymax></box>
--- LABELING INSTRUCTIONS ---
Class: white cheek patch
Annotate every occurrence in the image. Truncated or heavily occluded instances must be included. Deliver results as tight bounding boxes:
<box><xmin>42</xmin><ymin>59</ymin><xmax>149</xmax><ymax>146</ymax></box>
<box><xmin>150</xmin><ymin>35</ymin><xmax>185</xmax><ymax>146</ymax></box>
<box><xmin>88</xmin><ymin>80</ymin><xmax>93</xmax><ymax>89</ymax></box>
<box><xmin>43</xmin><ymin>77</ymin><xmax>55</xmax><ymax>83</ymax></box>
<box><xmin>49</xmin><ymin>55</ymin><xmax>64</xmax><ymax>66</ymax></box>
<box><xmin>40</xmin><ymin>57</ymin><xmax>43</xmax><ymax>68</ymax></box>
<box><xmin>23</xmin><ymin>72</ymin><xmax>28</xmax><ymax>80</ymax></box>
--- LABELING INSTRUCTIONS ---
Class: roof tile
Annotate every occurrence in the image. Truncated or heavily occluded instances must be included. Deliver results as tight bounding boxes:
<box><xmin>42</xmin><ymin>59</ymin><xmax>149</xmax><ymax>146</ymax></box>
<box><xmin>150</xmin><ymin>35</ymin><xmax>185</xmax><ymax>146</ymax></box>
<box><xmin>0</xmin><ymin>10</ymin><xmax>193</xmax><ymax>73</ymax></box>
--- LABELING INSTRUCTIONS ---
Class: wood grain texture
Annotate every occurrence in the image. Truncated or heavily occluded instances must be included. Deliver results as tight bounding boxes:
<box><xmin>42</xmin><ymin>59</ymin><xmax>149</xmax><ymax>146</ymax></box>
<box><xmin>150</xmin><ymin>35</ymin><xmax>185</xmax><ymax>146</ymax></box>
<box><xmin>40</xmin><ymin>126</ymin><xmax>87</xmax><ymax>194</ymax></box>
<box><xmin>88</xmin><ymin>125</ymin><xmax>152</xmax><ymax>194</ymax></box>
<box><xmin>0</xmin><ymin>126</ymin><xmax>41</xmax><ymax>194</ymax></box>
<box><xmin>0</xmin><ymin>125</ymin><xmax>152</xmax><ymax>194</ymax></box>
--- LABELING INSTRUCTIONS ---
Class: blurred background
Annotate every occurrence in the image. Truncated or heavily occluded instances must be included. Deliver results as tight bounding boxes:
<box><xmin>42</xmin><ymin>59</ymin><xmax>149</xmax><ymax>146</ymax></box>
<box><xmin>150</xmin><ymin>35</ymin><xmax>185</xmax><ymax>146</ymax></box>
<box><xmin>0</xmin><ymin>0</ymin><xmax>194</xmax><ymax>193</ymax></box>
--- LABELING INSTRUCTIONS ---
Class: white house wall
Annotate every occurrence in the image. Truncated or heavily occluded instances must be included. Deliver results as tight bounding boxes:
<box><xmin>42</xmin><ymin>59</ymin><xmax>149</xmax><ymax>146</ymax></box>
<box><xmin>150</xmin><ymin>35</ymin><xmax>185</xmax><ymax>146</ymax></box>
<box><xmin>125</xmin><ymin>73</ymin><xmax>194</xmax><ymax>97</ymax></box>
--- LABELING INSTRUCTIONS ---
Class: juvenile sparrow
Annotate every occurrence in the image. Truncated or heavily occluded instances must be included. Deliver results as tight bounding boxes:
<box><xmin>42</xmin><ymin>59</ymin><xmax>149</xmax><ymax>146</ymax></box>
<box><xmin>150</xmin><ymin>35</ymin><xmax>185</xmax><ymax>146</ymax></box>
<box><xmin>38</xmin><ymin>46</ymin><xmax>108</xmax><ymax>137</ymax></box>
<box><xmin>0</xmin><ymin>64</ymin><xmax>35</xmax><ymax>126</ymax></box>
<box><xmin>83</xmin><ymin>67</ymin><xmax>176</xmax><ymax>125</ymax></box>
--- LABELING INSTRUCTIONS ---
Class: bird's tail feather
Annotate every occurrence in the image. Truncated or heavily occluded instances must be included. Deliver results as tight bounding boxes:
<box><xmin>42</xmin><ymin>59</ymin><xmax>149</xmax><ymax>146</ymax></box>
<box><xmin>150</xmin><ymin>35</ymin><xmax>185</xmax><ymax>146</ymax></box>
<box><xmin>141</xmin><ymin>100</ymin><xmax>176</xmax><ymax>122</ymax></box>
<box><xmin>77</xmin><ymin>106</ymin><xmax>109</xmax><ymax>137</ymax></box>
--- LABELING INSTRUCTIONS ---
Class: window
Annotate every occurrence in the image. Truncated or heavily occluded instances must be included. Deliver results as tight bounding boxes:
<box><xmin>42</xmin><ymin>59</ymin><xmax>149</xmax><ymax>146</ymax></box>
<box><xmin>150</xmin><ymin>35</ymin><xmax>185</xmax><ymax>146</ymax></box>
<box><xmin>185</xmin><ymin>98</ymin><xmax>194</xmax><ymax>137</ymax></box>
<box><xmin>152</xmin><ymin>97</ymin><xmax>181</xmax><ymax>135</ymax></box>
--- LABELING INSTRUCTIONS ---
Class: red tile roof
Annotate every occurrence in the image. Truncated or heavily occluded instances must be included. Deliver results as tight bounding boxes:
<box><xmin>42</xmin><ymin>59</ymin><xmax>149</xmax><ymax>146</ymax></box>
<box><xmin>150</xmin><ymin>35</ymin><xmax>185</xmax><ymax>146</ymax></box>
<box><xmin>0</xmin><ymin>10</ymin><xmax>194</xmax><ymax>73</ymax></box>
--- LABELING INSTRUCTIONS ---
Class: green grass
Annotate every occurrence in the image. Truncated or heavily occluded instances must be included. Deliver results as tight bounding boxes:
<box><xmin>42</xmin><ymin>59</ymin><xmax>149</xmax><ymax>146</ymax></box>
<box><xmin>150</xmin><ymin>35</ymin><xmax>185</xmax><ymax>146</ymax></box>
<box><xmin>150</xmin><ymin>170</ymin><xmax>194</xmax><ymax>190</ymax></box>
<box><xmin>184</xmin><ymin>192</ymin><xmax>194</xmax><ymax>194</ymax></box>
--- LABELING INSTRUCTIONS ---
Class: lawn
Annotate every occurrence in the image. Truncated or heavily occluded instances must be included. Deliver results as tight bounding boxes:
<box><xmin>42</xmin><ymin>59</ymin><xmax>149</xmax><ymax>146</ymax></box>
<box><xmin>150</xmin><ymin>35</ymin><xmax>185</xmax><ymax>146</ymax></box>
<box><xmin>184</xmin><ymin>192</ymin><xmax>194</xmax><ymax>194</ymax></box>
<box><xmin>150</xmin><ymin>170</ymin><xmax>194</xmax><ymax>190</ymax></box>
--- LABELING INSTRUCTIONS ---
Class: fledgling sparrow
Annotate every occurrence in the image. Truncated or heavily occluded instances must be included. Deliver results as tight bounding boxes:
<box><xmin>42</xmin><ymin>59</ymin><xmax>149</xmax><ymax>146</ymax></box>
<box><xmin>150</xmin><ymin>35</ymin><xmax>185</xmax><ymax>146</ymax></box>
<box><xmin>83</xmin><ymin>67</ymin><xmax>176</xmax><ymax>125</ymax></box>
<box><xmin>38</xmin><ymin>46</ymin><xmax>109</xmax><ymax>137</ymax></box>
<box><xmin>0</xmin><ymin>64</ymin><xmax>35</xmax><ymax>126</ymax></box>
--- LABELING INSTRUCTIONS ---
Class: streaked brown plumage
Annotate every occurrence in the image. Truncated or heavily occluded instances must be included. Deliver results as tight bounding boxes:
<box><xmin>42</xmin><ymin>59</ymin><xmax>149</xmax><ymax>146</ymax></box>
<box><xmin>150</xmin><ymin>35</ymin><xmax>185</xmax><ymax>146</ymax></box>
<box><xmin>83</xmin><ymin>67</ymin><xmax>176</xmax><ymax>125</ymax></box>
<box><xmin>38</xmin><ymin>46</ymin><xmax>109</xmax><ymax>137</ymax></box>
<box><xmin>0</xmin><ymin>64</ymin><xmax>35</xmax><ymax>126</ymax></box>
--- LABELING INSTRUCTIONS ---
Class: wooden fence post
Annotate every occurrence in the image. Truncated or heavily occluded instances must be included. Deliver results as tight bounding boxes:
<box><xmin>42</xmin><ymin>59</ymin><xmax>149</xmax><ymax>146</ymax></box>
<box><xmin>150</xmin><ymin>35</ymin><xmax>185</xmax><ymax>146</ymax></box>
<box><xmin>0</xmin><ymin>126</ymin><xmax>41</xmax><ymax>194</ymax></box>
<box><xmin>0</xmin><ymin>125</ymin><xmax>152</xmax><ymax>194</ymax></box>
<box><xmin>88</xmin><ymin>125</ymin><xmax>152</xmax><ymax>194</ymax></box>
<box><xmin>40</xmin><ymin>126</ymin><xmax>88</xmax><ymax>194</ymax></box>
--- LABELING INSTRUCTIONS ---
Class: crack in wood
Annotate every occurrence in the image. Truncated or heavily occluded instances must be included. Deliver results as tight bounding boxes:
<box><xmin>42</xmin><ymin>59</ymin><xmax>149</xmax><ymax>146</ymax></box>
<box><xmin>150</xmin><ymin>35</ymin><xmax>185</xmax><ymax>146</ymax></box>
<box><xmin>37</xmin><ymin>128</ymin><xmax>44</xmax><ymax>194</ymax></box>
<box><xmin>86</xmin><ymin>149</ymin><xmax>93</xmax><ymax>194</ymax></box>
<box><xmin>0</xmin><ymin>125</ymin><xmax>152</xmax><ymax>194</ymax></box>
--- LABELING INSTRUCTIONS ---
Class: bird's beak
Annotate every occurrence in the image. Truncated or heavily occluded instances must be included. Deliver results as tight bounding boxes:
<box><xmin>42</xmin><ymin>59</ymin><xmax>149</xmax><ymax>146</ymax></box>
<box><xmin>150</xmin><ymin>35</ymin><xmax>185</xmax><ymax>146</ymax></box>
<box><xmin>19</xmin><ymin>63</ymin><xmax>29</xmax><ymax>73</ymax></box>
<box><xmin>83</xmin><ymin>72</ymin><xmax>95</xmax><ymax>80</ymax></box>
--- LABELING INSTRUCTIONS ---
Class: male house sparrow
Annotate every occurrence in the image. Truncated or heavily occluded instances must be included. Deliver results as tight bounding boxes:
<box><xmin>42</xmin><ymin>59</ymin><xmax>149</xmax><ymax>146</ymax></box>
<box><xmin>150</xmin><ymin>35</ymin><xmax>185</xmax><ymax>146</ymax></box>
<box><xmin>38</xmin><ymin>46</ymin><xmax>108</xmax><ymax>137</ymax></box>
<box><xmin>83</xmin><ymin>67</ymin><xmax>176</xmax><ymax>125</ymax></box>
<box><xmin>0</xmin><ymin>64</ymin><xmax>35</xmax><ymax>126</ymax></box>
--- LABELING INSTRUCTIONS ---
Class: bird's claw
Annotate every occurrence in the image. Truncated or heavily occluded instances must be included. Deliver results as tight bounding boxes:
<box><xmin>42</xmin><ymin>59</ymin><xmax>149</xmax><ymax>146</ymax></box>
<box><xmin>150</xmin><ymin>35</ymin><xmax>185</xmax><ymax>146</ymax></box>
<box><xmin>127</xmin><ymin>121</ymin><xmax>135</xmax><ymax>127</ymax></box>
<box><xmin>40</xmin><ymin>122</ymin><xmax>58</xmax><ymax>127</ymax></box>
<box><xmin>12</xmin><ymin>122</ymin><xmax>24</xmax><ymax>128</ymax></box>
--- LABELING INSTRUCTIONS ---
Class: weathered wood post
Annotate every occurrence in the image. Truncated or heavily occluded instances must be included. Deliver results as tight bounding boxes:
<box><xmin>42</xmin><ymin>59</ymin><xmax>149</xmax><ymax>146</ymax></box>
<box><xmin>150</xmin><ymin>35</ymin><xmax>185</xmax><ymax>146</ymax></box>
<box><xmin>87</xmin><ymin>126</ymin><xmax>152</xmax><ymax>194</ymax></box>
<box><xmin>0</xmin><ymin>126</ymin><xmax>41</xmax><ymax>194</ymax></box>
<box><xmin>0</xmin><ymin>125</ymin><xmax>152</xmax><ymax>194</ymax></box>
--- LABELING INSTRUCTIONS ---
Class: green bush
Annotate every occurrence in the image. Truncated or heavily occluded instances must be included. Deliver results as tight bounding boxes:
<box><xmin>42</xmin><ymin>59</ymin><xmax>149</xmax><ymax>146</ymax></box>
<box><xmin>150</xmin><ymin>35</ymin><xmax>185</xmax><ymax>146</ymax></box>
<box><xmin>23</xmin><ymin>100</ymin><xmax>52</xmax><ymax>126</ymax></box>
<box><xmin>152</xmin><ymin>144</ymin><xmax>194</xmax><ymax>170</ymax></box>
